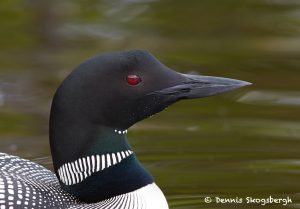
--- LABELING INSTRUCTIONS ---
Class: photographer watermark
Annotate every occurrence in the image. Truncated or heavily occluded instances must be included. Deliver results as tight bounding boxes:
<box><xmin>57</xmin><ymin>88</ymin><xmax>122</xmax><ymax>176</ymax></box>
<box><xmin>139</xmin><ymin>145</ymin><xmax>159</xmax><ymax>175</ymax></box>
<box><xmin>204</xmin><ymin>195</ymin><xmax>292</xmax><ymax>206</ymax></box>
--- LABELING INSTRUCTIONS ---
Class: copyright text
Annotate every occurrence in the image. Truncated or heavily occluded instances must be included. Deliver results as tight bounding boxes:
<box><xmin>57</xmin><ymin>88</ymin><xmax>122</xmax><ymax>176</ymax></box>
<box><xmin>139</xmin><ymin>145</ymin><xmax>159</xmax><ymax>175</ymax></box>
<box><xmin>204</xmin><ymin>196</ymin><xmax>292</xmax><ymax>206</ymax></box>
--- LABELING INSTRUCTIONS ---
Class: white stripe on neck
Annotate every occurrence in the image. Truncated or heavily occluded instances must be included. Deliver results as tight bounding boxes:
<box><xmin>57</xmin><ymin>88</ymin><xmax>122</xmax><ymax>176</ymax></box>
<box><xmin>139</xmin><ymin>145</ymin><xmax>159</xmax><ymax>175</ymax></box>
<box><xmin>57</xmin><ymin>150</ymin><xmax>134</xmax><ymax>185</ymax></box>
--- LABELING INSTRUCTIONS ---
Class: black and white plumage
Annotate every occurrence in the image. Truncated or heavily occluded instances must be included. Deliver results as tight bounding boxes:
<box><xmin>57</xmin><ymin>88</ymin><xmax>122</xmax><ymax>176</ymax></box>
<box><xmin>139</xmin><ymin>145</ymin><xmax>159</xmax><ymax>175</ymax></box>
<box><xmin>0</xmin><ymin>153</ymin><xmax>76</xmax><ymax>209</ymax></box>
<box><xmin>0</xmin><ymin>50</ymin><xmax>249</xmax><ymax>209</ymax></box>
<box><xmin>57</xmin><ymin>150</ymin><xmax>134</xmax><ymax>186</ymax></box>
<box><xmin>0</xmin><ymin>153</ymin><xmax>168</xmax><ymax>209</ymax></box>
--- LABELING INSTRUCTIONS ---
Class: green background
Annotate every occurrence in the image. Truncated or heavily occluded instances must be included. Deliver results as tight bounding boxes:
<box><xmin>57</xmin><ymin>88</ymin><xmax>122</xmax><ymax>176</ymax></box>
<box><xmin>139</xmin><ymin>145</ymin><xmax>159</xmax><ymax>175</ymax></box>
<box><xmin>0</xmin><ymin>0</ymin><xmax>300</xmax><ymax>208</ymax></box>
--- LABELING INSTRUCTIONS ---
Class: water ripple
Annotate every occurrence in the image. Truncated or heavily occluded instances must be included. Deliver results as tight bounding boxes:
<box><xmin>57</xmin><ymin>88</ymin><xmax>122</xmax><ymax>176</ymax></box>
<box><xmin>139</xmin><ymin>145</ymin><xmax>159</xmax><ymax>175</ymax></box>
<box><xmin>238</xmin><ymin>90</ymin><xmax>300</xmax><ymax>106</ymax></box>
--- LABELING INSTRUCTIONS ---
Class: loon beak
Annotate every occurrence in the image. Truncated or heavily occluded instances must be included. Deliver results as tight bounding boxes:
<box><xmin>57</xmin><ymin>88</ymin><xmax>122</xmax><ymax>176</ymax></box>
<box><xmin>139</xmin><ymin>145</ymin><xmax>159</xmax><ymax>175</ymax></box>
<box><xmin>150</xmin><ymin>73</ymin><xmax>251</xmax><ymax>100</ymax></box>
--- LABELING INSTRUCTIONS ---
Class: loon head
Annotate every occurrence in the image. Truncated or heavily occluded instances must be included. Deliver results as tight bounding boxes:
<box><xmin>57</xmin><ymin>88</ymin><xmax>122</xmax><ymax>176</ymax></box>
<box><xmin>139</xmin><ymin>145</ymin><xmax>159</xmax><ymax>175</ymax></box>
<box><xmin>49</xmin><ymin>50</ymin><xmax>250</xmax><ymax>202</ymax></box>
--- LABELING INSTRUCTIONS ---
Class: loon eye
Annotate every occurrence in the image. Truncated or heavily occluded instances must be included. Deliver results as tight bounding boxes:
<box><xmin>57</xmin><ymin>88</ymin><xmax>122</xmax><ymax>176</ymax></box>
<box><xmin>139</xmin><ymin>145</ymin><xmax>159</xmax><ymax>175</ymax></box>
<box><xmin>126</xmin><ymin>75</ymin><xmax>142</xmax><ymax>86</ymax></box>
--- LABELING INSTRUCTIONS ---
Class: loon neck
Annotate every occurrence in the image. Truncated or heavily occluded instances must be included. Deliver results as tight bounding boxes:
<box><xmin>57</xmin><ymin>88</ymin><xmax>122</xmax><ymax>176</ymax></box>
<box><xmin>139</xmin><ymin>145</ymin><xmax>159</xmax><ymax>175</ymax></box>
<box><xmin>50</xmin><ymin>123</ymin><xmax>153</xmax><ymax>202</ymax></box>
<box><xmin>82</xmin><ymin>126</ymin><xmax>131</xmax><ymax>156</ymax></box>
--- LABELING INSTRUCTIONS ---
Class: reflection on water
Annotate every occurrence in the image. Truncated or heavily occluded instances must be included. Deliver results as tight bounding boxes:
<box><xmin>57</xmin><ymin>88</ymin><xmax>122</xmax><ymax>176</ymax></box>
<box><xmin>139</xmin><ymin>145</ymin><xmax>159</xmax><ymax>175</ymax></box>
<box><xmin>0</xmin><ymin>0</ymin><xmax>300</xmax><ymax>208</ymax></box>
<box><xmin>239</xmin><ymin>91</ymin><xmax>300</xmax><ymax>106</ymax></box>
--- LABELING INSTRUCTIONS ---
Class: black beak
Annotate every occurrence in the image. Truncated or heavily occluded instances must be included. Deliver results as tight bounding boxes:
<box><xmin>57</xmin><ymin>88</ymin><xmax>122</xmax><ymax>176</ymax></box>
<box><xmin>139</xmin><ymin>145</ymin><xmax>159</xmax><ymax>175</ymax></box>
<box><xmin>149</xmin><ymin>73</ymin><xmax>251</xmax><ymax>100</ymax></box>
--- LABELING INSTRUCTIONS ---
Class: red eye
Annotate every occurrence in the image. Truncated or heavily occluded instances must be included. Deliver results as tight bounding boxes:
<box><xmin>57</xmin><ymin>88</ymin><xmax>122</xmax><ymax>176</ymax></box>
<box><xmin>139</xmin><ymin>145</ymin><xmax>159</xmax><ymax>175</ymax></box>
<box><xmin>126</xmin><ymin>75</ymin><xmax>141</xmax><ymax>86</ymax></box>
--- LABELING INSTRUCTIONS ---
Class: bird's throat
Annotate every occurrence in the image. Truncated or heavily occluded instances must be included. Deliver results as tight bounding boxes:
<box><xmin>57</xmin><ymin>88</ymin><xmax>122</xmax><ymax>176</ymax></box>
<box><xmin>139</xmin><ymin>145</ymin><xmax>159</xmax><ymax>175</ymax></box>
<box><xmin>53</xmin><ymin>126</ymin><xmax>154</xmax><ymax>202</ymax></box>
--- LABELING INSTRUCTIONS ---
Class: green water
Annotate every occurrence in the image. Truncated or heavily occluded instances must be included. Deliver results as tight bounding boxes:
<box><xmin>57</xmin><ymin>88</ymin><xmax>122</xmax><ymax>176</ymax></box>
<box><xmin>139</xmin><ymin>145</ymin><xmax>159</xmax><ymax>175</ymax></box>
<box><xmin>0</xmin><ymin>0</ymin><xmax>300</xmax><ymax>208</ymax></box>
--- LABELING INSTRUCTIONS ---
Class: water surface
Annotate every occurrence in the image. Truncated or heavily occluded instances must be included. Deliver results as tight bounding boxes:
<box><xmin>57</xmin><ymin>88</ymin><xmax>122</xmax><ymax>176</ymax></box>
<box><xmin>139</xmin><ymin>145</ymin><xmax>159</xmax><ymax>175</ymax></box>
<box><xmin>0</xmin><ymin>0</ymin><xmax>300</xmax><ymax>208</ymax></box>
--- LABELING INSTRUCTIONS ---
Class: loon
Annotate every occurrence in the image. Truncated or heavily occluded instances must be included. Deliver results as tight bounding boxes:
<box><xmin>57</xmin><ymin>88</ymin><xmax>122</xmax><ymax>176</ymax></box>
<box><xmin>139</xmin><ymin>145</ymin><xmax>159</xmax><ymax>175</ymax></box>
<box><xmin>0</xmin><ymin>50</ymin><xmax>250</xmax><ymax>209</ymax></box>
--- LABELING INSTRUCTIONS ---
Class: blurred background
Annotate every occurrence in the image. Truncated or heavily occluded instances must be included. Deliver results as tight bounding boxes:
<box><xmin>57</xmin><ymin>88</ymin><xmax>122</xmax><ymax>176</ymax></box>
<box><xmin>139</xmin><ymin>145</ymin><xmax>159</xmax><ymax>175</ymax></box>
<box><xmin>0</xmin><ymin>0</ymin><xmax>300</xmax><ymax>208</ymax></box>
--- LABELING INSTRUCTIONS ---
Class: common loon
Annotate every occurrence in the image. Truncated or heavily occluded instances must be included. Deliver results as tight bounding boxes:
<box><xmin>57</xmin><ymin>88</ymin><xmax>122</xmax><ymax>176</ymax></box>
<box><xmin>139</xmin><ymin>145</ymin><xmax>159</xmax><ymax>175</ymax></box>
<box><xmin>0</xmin><ymin>50</ymin><xmax>250</xmax><ymax>209</ymax></box>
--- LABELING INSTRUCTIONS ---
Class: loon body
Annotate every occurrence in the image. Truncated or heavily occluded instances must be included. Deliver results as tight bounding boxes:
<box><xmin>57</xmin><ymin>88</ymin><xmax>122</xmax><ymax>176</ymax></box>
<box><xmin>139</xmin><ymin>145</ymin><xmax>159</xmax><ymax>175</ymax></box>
<box><xmin>0</xmin><ymin>153</ymin><xmax>167</xmax><ymax>209</ymax></box>
<box><xmin>0</xmin><ymin>50</ymin><xmax>250</xmax><ymax>208</ymax></box>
